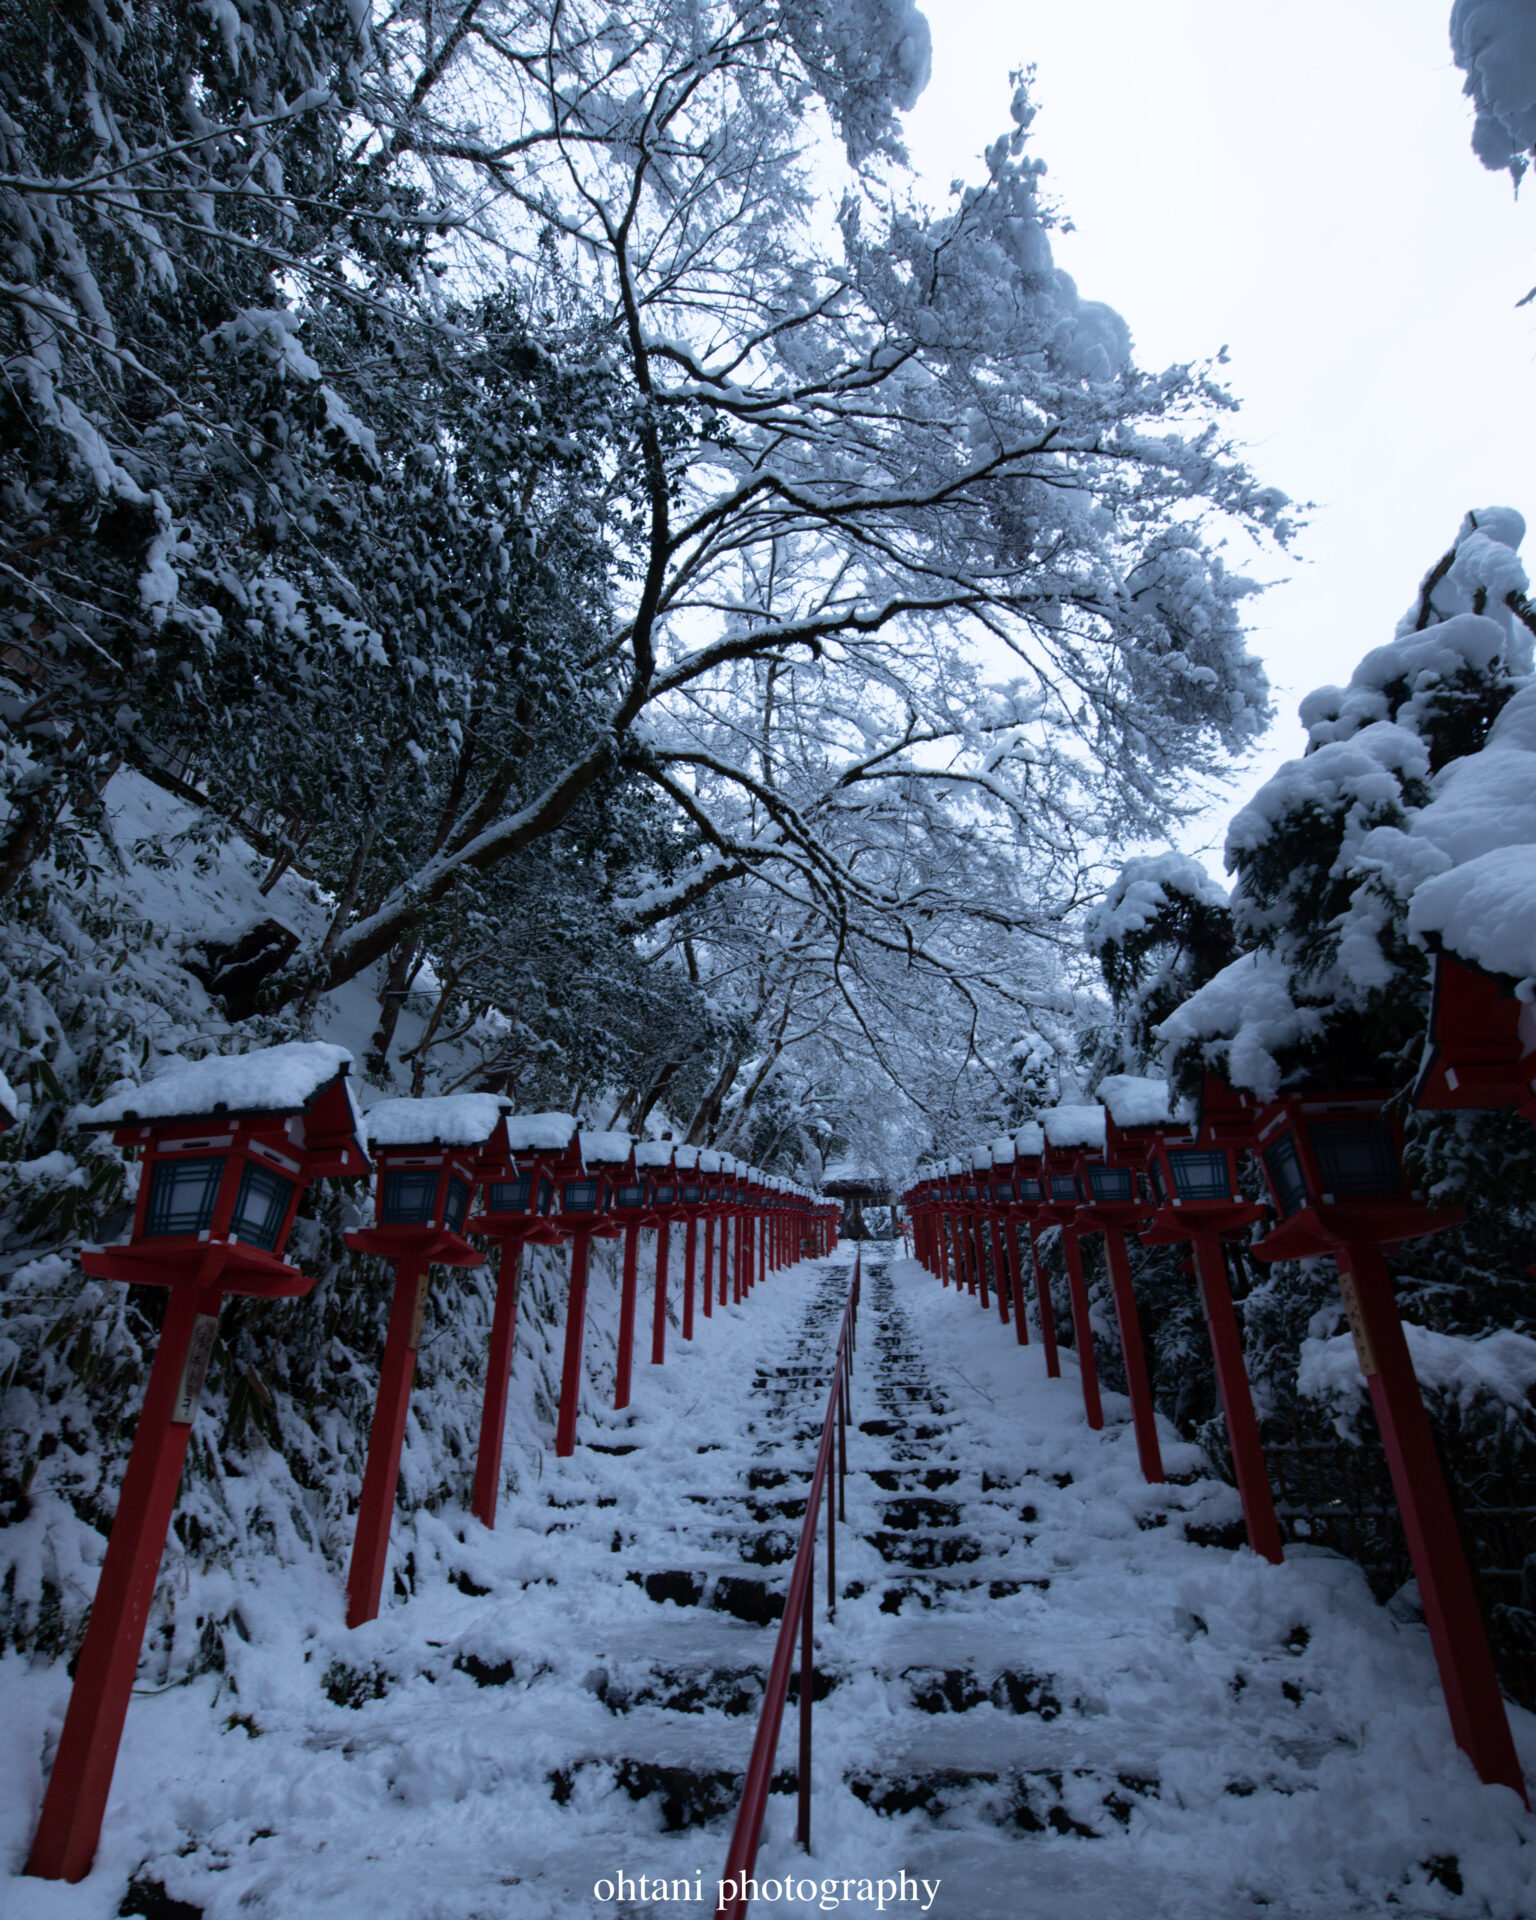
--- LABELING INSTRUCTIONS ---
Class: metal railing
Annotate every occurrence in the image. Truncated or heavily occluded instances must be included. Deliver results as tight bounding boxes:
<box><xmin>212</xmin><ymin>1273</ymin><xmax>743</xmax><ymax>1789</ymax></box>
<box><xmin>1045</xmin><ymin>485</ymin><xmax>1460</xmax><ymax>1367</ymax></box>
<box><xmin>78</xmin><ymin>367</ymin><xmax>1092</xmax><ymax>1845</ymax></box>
<box><xmin>714</xmin><ymin>1252</ymin><xmax>861</xmax><ymax>1920</ymax></box>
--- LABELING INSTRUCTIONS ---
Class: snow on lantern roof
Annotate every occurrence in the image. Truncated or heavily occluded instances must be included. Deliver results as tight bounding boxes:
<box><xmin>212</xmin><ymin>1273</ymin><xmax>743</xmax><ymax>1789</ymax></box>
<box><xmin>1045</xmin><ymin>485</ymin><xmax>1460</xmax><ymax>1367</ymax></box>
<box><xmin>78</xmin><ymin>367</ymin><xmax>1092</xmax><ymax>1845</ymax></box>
<box><xmin>1013</xmin><ymin>1121</ymin><xmax>1045</xmax><ymax>1158</ymax></box>
<box><xmin>673</xmin><ymin>1146</ymin><xmax>701</xmax><ymax>1170</ymax></box>
<box><xmin>1407</xmin><ymin>680</ymin><xmax>1536</xmax><ymax>991</ymax></box>
<box><xmin>1042</xmin><ymin>1104</ymin><xmax>1106</xmax><ymax>1150</ymax></box>
<box><xmin>81</xmin><ymin>1041</ymin><xmax>355</xmax><ymax>1129</ymax></box>
<box><xmin>503</xmin><ymin>1111</ymin><xmax>579</xmax><ymax>1153</ymax></box>
<box><xmin>363</xmin><ymin>1092</ymin><xmax>508</xmax><ymax>1150</ymax></box>
<box><xmin>697</xmin><ymin>1150</ymin><xmax>722</xmax><ymax>1173</ymax></box>
<box><xmin>970</xmin><ymin>1145</ymin><xmax>994</xmax><ymax>1171</ymax></box>
<box><xmin>634</xmin><ymin>1141</ymin><xmax>677</xmax><ymax>1169</ymax></box>
<box><xmin>579</xmin><ymin>1129</ymin><xmax>633</xmax><ymax>1166</ymax></box>
<box><xmin>1097</xmin><ymin>1075</ymin><xmax>1172</xmax><ymax>1131</ymax></box>
<box><xmin>990</xmin><ymin>1137</ymin><xmax>1016</xmax><ymax>1163</ymax></box>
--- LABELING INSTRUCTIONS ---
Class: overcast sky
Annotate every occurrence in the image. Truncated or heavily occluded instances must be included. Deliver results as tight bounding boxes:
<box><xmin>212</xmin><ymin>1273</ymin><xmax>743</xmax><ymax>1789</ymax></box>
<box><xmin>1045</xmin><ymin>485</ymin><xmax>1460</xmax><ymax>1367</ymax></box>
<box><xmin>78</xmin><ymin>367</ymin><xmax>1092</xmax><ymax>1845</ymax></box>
<box><xmin>903</xmin><ymin>0</ymin><xmax>1534</xmax><ymax>864</ymax></box>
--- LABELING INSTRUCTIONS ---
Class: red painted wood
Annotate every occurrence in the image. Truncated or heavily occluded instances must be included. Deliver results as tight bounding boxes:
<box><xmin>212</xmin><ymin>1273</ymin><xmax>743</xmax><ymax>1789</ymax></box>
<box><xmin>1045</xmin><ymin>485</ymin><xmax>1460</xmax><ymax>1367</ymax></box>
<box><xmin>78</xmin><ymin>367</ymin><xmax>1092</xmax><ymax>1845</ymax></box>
<box><xmin>1190</xmin><ymin>1232</ymin><xmax>1282</xmax><ymax>1563</ymax></box>
<box><xmin>472</xmin><ymin>1236</ymin><xmax>525</xmax><ymax>1528</ymax></box>
<box><xmin>555</xmin><ymin>1232</ymin><xmax>593</xmax><ymax>1457</ymax></box>
<box><xmin>650</xmin><ymin>1221</ymin><xmax>670</xmax><ymax>1365</ymax></box>
<box><xmin>972</xmin><ymin>1217</ymin><xmax>990</xmax><ymax>1309</ymax></box>
<box><xmin>1003</xmin><ymin>1220</ymin><xmax>1029</xmax><ymax>1344</ymax></box>
<box><xmin>1027</xmin><ymin>1223</ymin><xmax>1060</xmax><ymax>1378</ymax></box>
<box><xmin>702</xmin><ymin>1214</ymin><xmax>715</xmax><ymax>1317</ymax></box>
<box><xmin>1343</xmin><ymin>1242</ymin><xmax>1527</xmax><ymax>1800</ymax></box>
<box><xmin>614</xmin><ymin>1222</ymin><xmax>640</xmax><ymax>1408</ymax></box>
<box><xmin>1102</xmin><ymin>1228</ymin><xmax>1164</xmax><ymax>1484</ymax></box>
<box><xmin>989</xmin><ymin>1218</ymin><xmax>1010</xmax><ymax>1324</ymax></box>
<box><xmin>27</xmin><ymin>1284</ymin><xmax>218</xmax><ymax>1882</ymax></box>
<box><xmin>1060</xmin><ymin>1228</ymin><xmax>1103</xmax><ymax>1428</ymax></box>
<box><xmin>683</xmin><ymin>1216</ymin><xmax>697</xmax><ymax>1340</ymax></box>
<box><xmin>347</xmin><ymin>1257</ymin><xmax>428</xmax><ymax>1626</ymax></box>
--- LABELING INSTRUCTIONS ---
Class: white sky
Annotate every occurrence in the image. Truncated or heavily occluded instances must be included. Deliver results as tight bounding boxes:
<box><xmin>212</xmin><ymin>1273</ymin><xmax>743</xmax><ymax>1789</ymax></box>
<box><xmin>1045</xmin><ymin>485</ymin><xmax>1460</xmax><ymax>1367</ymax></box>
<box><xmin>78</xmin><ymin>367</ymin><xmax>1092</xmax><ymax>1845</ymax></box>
<box><xmin>902</xmin><ymin>0</ymin><xmax>1535</xmax><ymax>866</ymax></box>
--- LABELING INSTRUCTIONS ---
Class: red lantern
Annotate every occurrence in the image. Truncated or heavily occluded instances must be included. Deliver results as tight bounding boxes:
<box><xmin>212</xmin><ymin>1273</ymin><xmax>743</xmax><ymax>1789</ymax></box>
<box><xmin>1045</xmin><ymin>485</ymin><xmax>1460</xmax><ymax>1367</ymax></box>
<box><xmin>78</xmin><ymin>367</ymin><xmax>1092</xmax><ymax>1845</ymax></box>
<box><xmin>1244</xmin><ymin>1083</ymin><xmax>1524</xmax><ymax>1801</ymax></box>
<box><xmin>1056</xmin><ymin>1104</ymin><xmax>1165</xmax><ymax>1484</ymax></box>
<box><xmin>1415</xmin><ymin>950</ymin><xmax>1536</xmax><ymax>1122</ymax></box>
<box><xmin>467</xmin><ymin>1110</ymin><xmax>575</xmax><ymax>1527</ymax></box>
<box><xmin>549</xmin><ymin>1130</ymin><xmax>627</xmax><ymax>1454</ymax></box>
<box><xmin>1039</xmin><ymin>1109</ymin><xmax>1105</xmax><ymax>1432</ymax></box>
<box><xmin>1132</xmin><ymin>1075</ymin><xmax>1282</xmax><ymax>1563</ymax></box>
<box><xmin>28</xmin><ymin>1042</ymin><xmax>365</xmax><ymax>1884</ymax></box>
<box><xmin>344</xmin><ymin>1093</ymin><xmax>509</xmax><ymax>1627</ymax></box>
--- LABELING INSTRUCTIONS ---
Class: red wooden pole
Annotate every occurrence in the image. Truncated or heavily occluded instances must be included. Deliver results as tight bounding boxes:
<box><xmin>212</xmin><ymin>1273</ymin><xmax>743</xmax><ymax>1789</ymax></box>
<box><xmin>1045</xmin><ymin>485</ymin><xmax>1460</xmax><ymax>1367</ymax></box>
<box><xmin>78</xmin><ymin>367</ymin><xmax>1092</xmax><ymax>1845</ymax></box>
<box><xmin>973</xmin><ymin>1216</ymin><xmax>990</xmax><ymax>1308</ymax></box>
<box><xmin>683</xmin><ymin>1215</ymin><xmax>697</xmax><ymax>1340</ymax></box>
<box><xmin>989</xmin><ymin>1219</ymin><xmax>1010</xmax><ymax>1325</ymax></box>
<box><xmin>347</xmin><ymin>1255</ymin><xmax>431</xmax><ymax>1626</ymax></box>
<box><xmin>936</xmin><ymin>1213</ymin><xmax>951</xmax><ymax>1287</ymax></box>
<box><xmin>702</xmin><ymin>1214</ymin><xmax>715</xmax><ymax>1318</ymax></box>
<box><xmin>650</xmin><ymin>1221</ymin><xmax>670</xmax><ymax>1364</ymax></box>
<box><xmin>1027</xmin><ymin>1223</ymin><xmax>1060</xmax><ymax>1377</ymax></box>
<box><xmin>614</xmin><ymin>1222</ymin><xmax>640</xmax><ymax>1409</ymax></box>
<box><xmin>472</xmin><ymin>1235</ymin><xmax>525</xmax><ymax>1527</ymax></box>
<box><xmin>1102</xmin><ymin>1227</ymin><xmax>1164</xmax><ymax>1484</ymax></box>
<box><xmin>1341</xmin><ymin>1241</ymin><xmax>1527</xmax><ymax>1799</ymax></box>
<box><xmin>1060</xmin><ymin>1227</ymin><xmax>1103</xmax><ymax>1428</ymax></box>
<box><xmin>1190</xmin><ymin>1231</ymin><xmax>1282</xmax><ymax>1564</ymax></box>
<box><xmin>27</xmin><ymin>1284</ymin><xmax>221</xmax><ymax>1882</ymax></box>
<box><xmin>733</xmin><ymin>1213</ymin><xmax>744</xmax><ymax>1304</ymax></box>
<box><xmin>1003</xmin><ymin>1220</ymin><xmax>1029</xmax><ymax>1345</ymax></box>
<box><xmin>555</xmin><ymin>1231</ymin><xmax>593</xmax><ymax>1457</ymax></box>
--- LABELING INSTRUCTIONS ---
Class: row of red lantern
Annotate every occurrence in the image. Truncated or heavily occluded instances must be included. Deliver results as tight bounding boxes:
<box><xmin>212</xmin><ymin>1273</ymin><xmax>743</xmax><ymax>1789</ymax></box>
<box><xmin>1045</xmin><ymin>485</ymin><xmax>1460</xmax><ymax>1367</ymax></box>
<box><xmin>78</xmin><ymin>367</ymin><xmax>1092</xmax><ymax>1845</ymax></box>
<box><xmin>902</xmin><ymin>1065</ymin><xmax>1529</xmax><ymax>1807</ymax></box>
<box><xmin>26</xmin><ymin>1046</ymin><xmax>837</xmax><ymax>1885</ymax></box>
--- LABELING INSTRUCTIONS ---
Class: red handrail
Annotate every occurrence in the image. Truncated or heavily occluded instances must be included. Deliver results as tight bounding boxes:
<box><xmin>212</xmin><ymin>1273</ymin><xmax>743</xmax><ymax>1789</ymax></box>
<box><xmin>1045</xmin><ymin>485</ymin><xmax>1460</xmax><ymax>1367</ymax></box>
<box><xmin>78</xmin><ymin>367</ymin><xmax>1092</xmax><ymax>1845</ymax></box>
<box><xmin>714</xmin><ymin>1252</ymin><xmax>861</xmax><ymax>1920</ymax></box>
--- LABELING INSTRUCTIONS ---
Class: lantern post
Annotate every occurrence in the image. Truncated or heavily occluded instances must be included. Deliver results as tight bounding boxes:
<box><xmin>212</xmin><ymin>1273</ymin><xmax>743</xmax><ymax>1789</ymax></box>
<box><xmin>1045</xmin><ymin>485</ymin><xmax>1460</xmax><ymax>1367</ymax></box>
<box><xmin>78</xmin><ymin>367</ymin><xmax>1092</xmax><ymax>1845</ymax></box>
<box><xmin>1247</xmin><ymin>1087</ymin><xmax>1525</xmax><ymax>1801</ymax></box>
<box><xmin>636</xmin><ymin>1142</ymin><xmax>681</xmax><ymax>1363</ymax></box>
<box><xmin>551</xmin><ymin>1131</ymin><xmax>627</xmax><ymax>1453</ymax></box>
<box><xmin>1011</xmin><ymin>1124</ymin><xmax>1060</xmax><ymax>1376</ymax></box>
<box><xmin>27</xmin><ymin>1043</ymin><xmax>365</xmax><ymax>1883</ymax></box>
<box><xmin>1131</xmin><ymin>1075</ymin><xmax>1284</xmax><ymax>1564</ymax></box>
<box><xmin>698</xmin><ymin>1150</ymin><xmax>723</xmax><ymax>1318</ymax></box>
<box><xmin>345</xmin><ymin>1094</ymin><xmax>509</xmax><ymax>1627</ymax></box>
<box><xmin>467</xmin><ymin>1110</ymin><xmax>574</xmax><ymax>1527</ymax></box>
<box><xmin>985</xmin><ymin>1140</ymin><xmax>1028</xmax><ymax>1337</ymax></box>
<box><xmin>1060</xmin><ymin>1104</ymin><xmax>1165</xmax><ymax>1486</ymax></box>
<box><xmin>676</xmin><ymin>1147</ymin><xmax>704</xmax><ymax>1337</ymax></box>
<box><xmin>1038</xmin><ymin>1117</ymin><xmax>1102</xmax><ymax>1428</ymax></box>
<box><xmin>606</xmin><ymin>1142</ymin><xmax>649</xmax><ymax>1408</ymax></box>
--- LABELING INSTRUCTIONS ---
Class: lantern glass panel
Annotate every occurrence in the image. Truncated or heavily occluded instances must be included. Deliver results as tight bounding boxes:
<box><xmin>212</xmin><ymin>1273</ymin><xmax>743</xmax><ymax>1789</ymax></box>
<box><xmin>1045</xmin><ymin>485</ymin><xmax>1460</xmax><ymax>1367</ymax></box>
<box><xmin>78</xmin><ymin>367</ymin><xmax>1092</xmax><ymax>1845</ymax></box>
<box><xmin>1049</xmin><ymin>1175</ymin><xmax>1079</xmax><ymax>1203</ymax></box>
<box><xmin>1263</xmin><ymin>1132</ymin><xmax>1309</xmax><ymax>1217</ymax></box>
<box><xmin>994</xmin><ymin>1181</ymin><xmax>1015</xmax><ymax>1203</ymax></box>
<box><xmin>963</xmin><ymin>1184</ymin><xmax>980</xmax><ymax>1201</ymax></box>
<box><xmin>444</xmin><ymin>1176</ymin><xmax>471</xmax><ymax>1234</ymax></box>
<box><xmin>1148</xmin><ymin>1157</ymin><xmax>1167</xmax><ymax>1202</ymax></box>
<box><xmin>1087</xmin><ymin>1165</ymin><xmax>1135</xmax><ymax>1203</ymax></box>
<box><xmin>1018</xmin><ymin>1177</ymin><xmax>1041</xmax><ymax>1201</ymax></box>
<box><xmin>1310</xmin><ymin>1116</ymin><xmax>1400</xmax><ymax>1196</ymax></box>
<box><xmin>654</xmin><ymin>1183</ymin><xmax>676</xmax><ymax>1204</ymax></box>
<box><xmin>145</xmin><ymin>1155</ymin><xmax>225</xmax><ymax>1238</ymax></box>
<box><xmin>683</xmin><ymin>1184</ymin><xmax>703</xmax><ymax>1202</ymax></box>
<box><xmin>614</xmin><ymin>1184</ymin><xmax>646</xmax><ymax>1209</ymax></box>
<box><xmin>536</xmin><ymin>1176</ymin><xmax>553</xmax><ymax>1214</ymax></box>
<box><xmin>1168</xmin><ymin>1149</ymin><xmax>1232</xmax><ymax>1201</ymax></box>
<box><xmin>488</xmin><ymin>1174</ymin><xmax>532</xmax><ymax>1215</ymax></box>
<box><xmin>563</xmin><ymin>1179</ymin><xmax>600</xmax><ymax>1213</ymax></box>
<box><xmin>231</xmin><ymin>1159</ymin><xmax>295</xmax><ymax>1250</ymax></box>
<box><xmin>382</xmin><ymin>1168</ymin><xmax>438</xmax><ymax>1226</ymax></box>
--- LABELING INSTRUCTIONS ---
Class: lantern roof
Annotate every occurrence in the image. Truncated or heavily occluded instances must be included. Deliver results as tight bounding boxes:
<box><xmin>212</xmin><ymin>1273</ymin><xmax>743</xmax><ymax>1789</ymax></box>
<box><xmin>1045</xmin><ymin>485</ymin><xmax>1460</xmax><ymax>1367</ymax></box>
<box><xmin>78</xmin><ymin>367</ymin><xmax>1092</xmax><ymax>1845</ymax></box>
<box><xmin>673</xmin><ymin>1145</ymin><xmax>701</xmax><ymax>1171</ymax></box>
<box><xmin>634</xmin><ymin>1140</ymin><xmax>677</xmax><ymax>1169</ymax></box>
<box><xmin>697</xmin><ymin>1149</ymin><xmax>723</xmax><ymax>1172</ymax></box>
<box><xmin>970</xmin><ymin>1144</ymin><xmax>994</xmax><ymax>1171</ymax></box>
<box><xmin>989</xmin><ymin>1137</ymin><xmax>1016</xmax><ymax>1163</ymax></box>
<box><xmin>80</xmin><ymin>1040</ymin><xmax>358</xmax><ymax>1135</ymax></box>
<box><xmin>1096</xmin><ymin>1075</ymin><xmax>1172</xmax><ymax>1132</ymax></box>
<box><xmin>579</xmin><ymin>1129</ymin><xmax>634</xmax><ymax>1166</ymax></box>
<box><xmin>363</xmin><ymin>1092</ymin><xmax>509</xmax><ymax>1150</ymax></box>
<box><xmin>503</xmin><ymin>1111</ymin><xmax>579</xmax><ymax>1152</ymax></box>
<box><xmin>1042</xmin><ymin>1104</ymin><xmax>1106</xmax><ymax>1150</ymax></box>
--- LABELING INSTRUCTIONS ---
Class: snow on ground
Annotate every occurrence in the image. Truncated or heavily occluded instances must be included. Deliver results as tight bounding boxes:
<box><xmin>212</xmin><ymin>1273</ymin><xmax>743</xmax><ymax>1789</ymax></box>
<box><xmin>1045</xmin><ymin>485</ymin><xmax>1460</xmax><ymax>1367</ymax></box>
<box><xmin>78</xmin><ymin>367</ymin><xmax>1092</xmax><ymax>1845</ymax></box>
<box><xmin>5</xmin><ymin>1251</ymin><xmax>1535</xmax><ymax>1919</ymax></box>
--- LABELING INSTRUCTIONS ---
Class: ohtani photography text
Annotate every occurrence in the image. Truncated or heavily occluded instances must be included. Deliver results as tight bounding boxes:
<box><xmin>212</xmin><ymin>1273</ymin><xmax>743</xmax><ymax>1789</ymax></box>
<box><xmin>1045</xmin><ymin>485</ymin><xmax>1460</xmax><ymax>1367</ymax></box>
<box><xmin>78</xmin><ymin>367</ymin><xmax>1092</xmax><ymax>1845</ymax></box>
<box><xmin>592</xmin><ymin>1870</ymin><xmax>942</xmax><ymax>1911</ymax></box>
